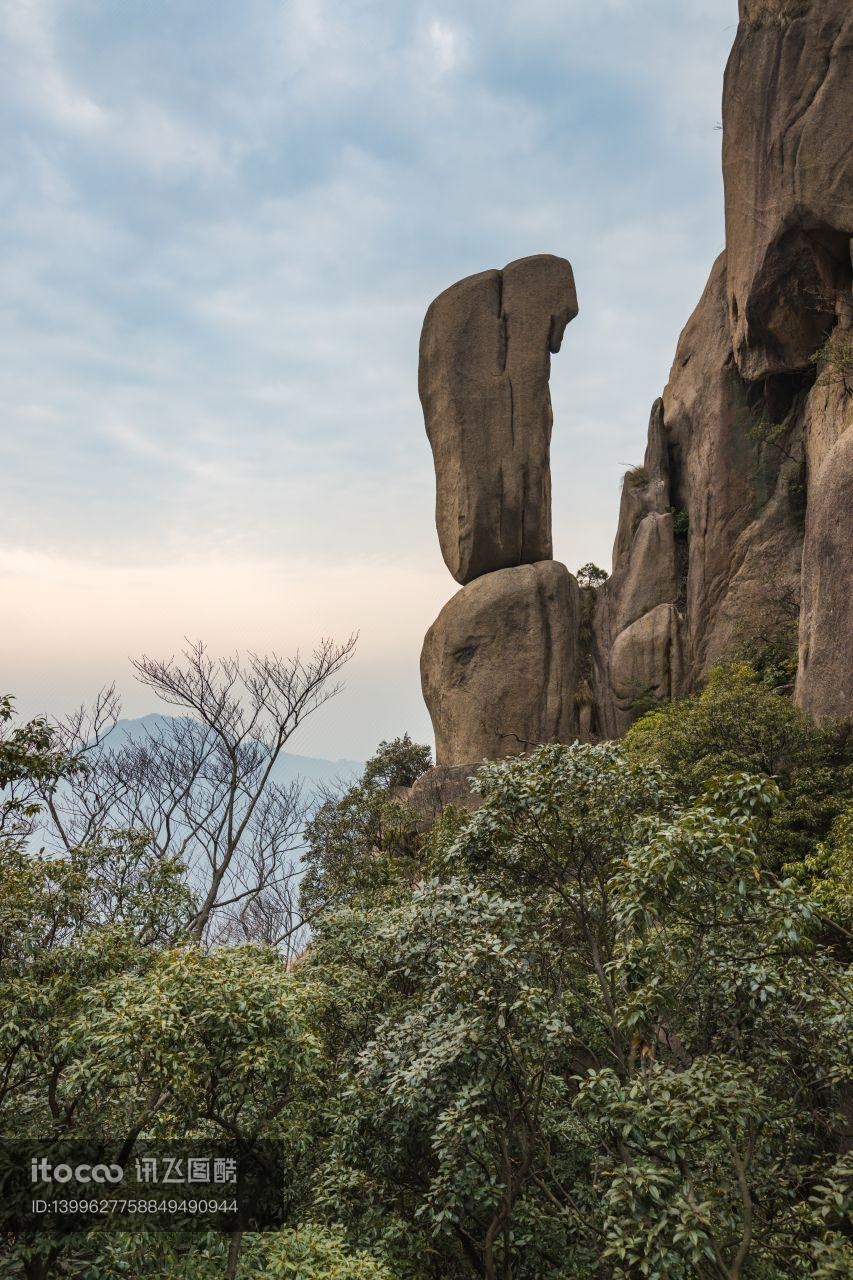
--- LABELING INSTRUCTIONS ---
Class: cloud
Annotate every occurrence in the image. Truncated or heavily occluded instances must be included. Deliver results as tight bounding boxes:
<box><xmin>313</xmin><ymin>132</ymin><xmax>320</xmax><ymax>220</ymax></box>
<box><xmin>2</xmin><ymin>0</ymin><xmax>109</xmax><ymax>135</ymax></box>
<box><xmin>2</xmin><ymin>0</ymin><xmax>233</xmax><ymax>178</ymax></box>
<box><xmin>423</xmin><ymin>18</ymin><xmax>467</xmax><ymax>78</ymax></box>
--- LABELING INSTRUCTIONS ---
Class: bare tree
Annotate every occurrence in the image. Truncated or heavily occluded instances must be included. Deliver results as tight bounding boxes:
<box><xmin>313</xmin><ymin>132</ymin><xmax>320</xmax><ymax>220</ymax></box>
<box><xmin>42</xmin><ymin>636</ymin><xmax>356</xmax><ymax>946</ymax></box>
<box><xmin>211</xmin><ymin>875</ymin><xmax>306</xmax><ymax>961</ymax></box>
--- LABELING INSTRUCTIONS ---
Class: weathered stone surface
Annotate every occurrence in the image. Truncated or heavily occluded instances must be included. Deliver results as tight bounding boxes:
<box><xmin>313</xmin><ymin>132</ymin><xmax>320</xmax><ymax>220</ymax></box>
<box><xmin>660</xmin><ymin>253</ymin><xmax>765</xmax><ymax>683</ymax></box>
<box><xmin>419</xmin><ymin>255</ymin><xmax>578</xmax><ymax>585</ymax></box>
<box><xmin>421</xmin><ymin>561</ymin><xmax>580</xmax><ymax>766</ymax></box>
<box><xmin>593</xmin><ymin>254</ymin><xmax>807</xmax><ymax>735</ymax></box>
<box><xmin>611</xmin><ymin>399</ymin><xmax>672</xmax><ymax>569</ymax></box>
<box><xmin>592</xmin><ymin>397</ymin><xmax>683</xmax><ymax>738</ymax></box>
<box><xmin>400</xmin><ymin>764</ymin><xmax>484</xmax><ymax>826</ymax></box>
<box><xmin>590</xmin><ymin>0</ymin><xmax>853</xmax><ymax>734</ymax></box>
<box><xmin>609</xmin><ymin>604</ymin><xmax>682</xmax><ymax>726</ymax></box>
<box><xmin>724</xmin><ymin>1</ymin><xmax>853</xmax><ymax>382</ymax></box>
<box><xmin>695</xmin><ymin>467</ymin><xmax>804</xmax><ymax>676</ymax></box>
<box><xmin>615</xmin><ymin>514</ymin><xmax>678</xmax><ymax>634</ymax></box>
<box><xmin>797</xmin><ymin>421</ymin><xmax>853</xmax><ymax>722</ymax></box>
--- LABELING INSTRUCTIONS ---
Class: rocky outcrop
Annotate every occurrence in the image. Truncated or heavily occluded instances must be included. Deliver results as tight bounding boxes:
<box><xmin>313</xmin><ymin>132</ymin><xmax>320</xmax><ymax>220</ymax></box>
<box><xmin>593</xmin><ymin>0</ymin><xmax>852</xmax><ymax>732</ymax></box>
<box><xmin>614</xmin><ymin>515</ymin><xmax>677</xmax><ymax>633</ymax></box>
<box><xmin>609</xmin><ymin>604</ymin><xmax>682</xmax><ymax>719</ymax></box>
<box><xmin>419</xmin><ymin>255</ymin><xmax>578</xmax><ymax>586</ymax></box>
<box><xmin>797</xmin><ymin>387</ymin><xmax>853</xmax><ymax>721</ymax></box>
<box><xmin>421</xmin><ymin>562</ymin><xmax>579</xmax><ymax>766</ymax></box>
<box><xmin>418</xmin><ymin>255</ymin><xmax>582</xmax><ymax>767</ymax></box>
<box><xmin>593</xmin><ymin>400</ymin><xmax>681</xmax><ymax>737</ymax></box>
<box><xmin>725</xmin><ymin>0</ymin><xmax>852</xmax><ymax>383</ymax></box>
<box><xmin>400</xmin><ymin>764</ymin><xmax>485</xmax><ymax>824</ymax></box>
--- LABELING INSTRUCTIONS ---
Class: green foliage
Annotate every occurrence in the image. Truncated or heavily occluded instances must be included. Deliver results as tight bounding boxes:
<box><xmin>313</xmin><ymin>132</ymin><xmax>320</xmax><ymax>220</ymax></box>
<box><xmin>306</xmin><ymin>744</ymin><xmax>851</xmax><ymax>1278</ymax></box>
<box><xmin>734</xmin><ymin>620</ymin><xmax>798</xmax><ymax>692</ymax></box>
<box><xmin>668</xmin><ymin>507</ymin><xmax>689</xmax><ymax>539</ymax></box>
<box><xmin>0</xmin><ymin>695</ymin><xmax>78</xmax><ymax>827</ymax></box>
<box><xmin>784</xmin><ymin>805</ymin><xmax>853</xmax><ymax>943</ymax></box>
<box><xmin>0</xmin><ymin>847</ymin><xmax>323</xmax><ymax>1159</ymax></box>
<box><xmin>239</xmin><ymin>1225</ymin><xmax>396</xmax><ymax>1278</ymax></box>
<box><xmin>727</xmin><ymin>582</ymin><xmax>800</xmax><ymax>690</ymax></box>
<box><xmin>624</xmin><ymin>464</ymin><xmax>649</xmax><ymax>489</ymax></box>
<box><xmin>6</xmin><ymin>1225</ymin><xmax>398</xmax><ymax>1279</ymax></box>
<box><xmin>787</xmin><ymin>463</ymin><xmax>808</xmax><ymax>523</ymax></box>
<box><xmin>576</xmin><ymin>563</ymin><xmax>609</xmax><ymax>590</ymax></box>
<box><xmin>362</xmin><ymin>733</ymin><xmax>431</xmax><ymax>790</ymax></box>
<box><xmin>744</xmin><ymin>408</ymin><xmax>799</xmax><ymax>464</ymax></box>
<box><xmin>624</xmin><ymin>662</ymin><xmax>853</xmax><ymax>870</ymax></box>
<box><xmin>3</xmin><ymin>688</ymin><xmax>852</xmax><ymax>1279</ymax></box>
<box><xmin>811</xmin><ymin>328</ymin><xmax>853</xmax><ymax>396</ymax></box>
<box><xmin>0</xmin><ymin>713</ymin><xmax>328</xmax><ymax>1279</ymax></box>
<box><xmin>300</xmin><ymin>737</ymin><xmax>431</xmax><ymax>919</ymax></box>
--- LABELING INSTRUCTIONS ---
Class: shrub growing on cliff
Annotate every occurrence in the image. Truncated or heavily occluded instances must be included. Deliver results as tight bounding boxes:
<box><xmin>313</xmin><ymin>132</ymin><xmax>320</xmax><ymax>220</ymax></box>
<box><xmin>812</xmin><ymin>328</ymin><xmax>853</xmax><ymax>397</ymax></box>
<box><xmin>576</xmin><ymin>562</ymin><xmax>609</xmax><ymax>589</ymax></box>
<box><xmin>744</xmin><ymin>0</ymin><xmax>811</xmax><ymax>30</ymax></box>
<box><xmin>623</xmin><ymin>464</ymin><xmax>649</xmax><ymax>489</ymax></box>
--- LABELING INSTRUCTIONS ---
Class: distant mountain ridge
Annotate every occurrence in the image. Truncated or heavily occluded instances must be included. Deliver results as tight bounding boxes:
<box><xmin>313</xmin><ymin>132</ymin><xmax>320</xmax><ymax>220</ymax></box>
<box><xmin>103</xmin><ymin>715</ymin><xmax>363</xmax><ymax>792</ymax></box>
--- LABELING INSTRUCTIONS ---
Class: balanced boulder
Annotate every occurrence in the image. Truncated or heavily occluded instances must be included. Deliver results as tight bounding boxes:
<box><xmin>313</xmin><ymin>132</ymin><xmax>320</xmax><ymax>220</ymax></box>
<box><xmin>419</xmin><ymin>255</ymin><xmax>578</xmax><ymax>585</ymax></box>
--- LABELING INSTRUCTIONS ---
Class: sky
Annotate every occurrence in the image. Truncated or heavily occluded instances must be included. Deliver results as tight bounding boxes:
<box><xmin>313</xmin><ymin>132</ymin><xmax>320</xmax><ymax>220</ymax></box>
<box><xmin>0</xmin><ymin>0</ymin><xmax>737</xmax><ymax>761</ymax></box>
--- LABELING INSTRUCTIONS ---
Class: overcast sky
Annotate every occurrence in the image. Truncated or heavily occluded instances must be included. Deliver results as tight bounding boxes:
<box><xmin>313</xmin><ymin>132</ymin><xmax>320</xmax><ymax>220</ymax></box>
<box><xmin>1</xmin><ymin>0</ymin><xmax>736</xmax><ymax>761</ymax></box>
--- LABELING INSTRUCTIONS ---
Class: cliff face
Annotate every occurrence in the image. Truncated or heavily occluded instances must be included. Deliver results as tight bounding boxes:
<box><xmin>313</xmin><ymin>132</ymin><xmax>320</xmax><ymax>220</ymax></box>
<box><xmin>594</xmin><ymin>0</ymin><xmax>852</xmax><ymax>734</ymax></box>
<box><xmin>415</xmin><ymin>0</ymin><xmax>852</xmax><ymax>782</ymax></box>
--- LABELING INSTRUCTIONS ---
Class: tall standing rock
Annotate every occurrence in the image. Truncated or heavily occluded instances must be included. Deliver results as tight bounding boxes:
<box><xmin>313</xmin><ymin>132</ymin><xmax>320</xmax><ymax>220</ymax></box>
<box><xmin>419</xmin><ymin>255</ymin><xmax>578</xmax><ymax>585</ymax></box>
<box><xmin>417</xmin><ymin>254</ymin><xmax>582</xmax><ymax>768</ymax></box>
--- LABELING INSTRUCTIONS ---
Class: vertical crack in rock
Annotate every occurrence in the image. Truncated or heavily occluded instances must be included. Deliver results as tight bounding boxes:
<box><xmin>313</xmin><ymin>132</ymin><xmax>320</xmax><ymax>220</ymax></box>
<box><xmin>419</xmin><ymin>254</ymin><xmax>577</xmax><ymax>586</ymax></box>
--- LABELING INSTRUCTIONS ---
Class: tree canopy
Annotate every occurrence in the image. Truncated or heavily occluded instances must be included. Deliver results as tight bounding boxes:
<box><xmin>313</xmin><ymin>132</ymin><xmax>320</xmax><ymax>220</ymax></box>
<box><xmin>1</xmin><ymin>672</ymin><xmax>851</xmax><ymax>1279</ymax></box>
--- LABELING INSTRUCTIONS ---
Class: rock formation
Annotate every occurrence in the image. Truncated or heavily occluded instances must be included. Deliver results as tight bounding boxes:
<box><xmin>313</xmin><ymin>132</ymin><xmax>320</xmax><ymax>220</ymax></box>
<box><xmin>419</xmin><ymin>255</ymin><xmax>578</xmax><ymax>585</ymax></box>
<box><xmin>416</xmin><ymin>0</ymin><xmax>852</xmax><ymax>764</ymax></box>
<box><xmin>725</xmin><ymin>0</ymin><xmax>851</xmax><ymax>384</ymax></box>
<box><xmin>418</xmin><ymin>256</ymin><xmax>580</xmax><ymax>768</ymax></box>
<box><xmin>421</xmin><ymin>561</ymin><xmax>580</xmax><ymax>764</ymax></box>
<box><xmin>593</xmin><ymin>0</ymin><xmax>852</xmax><ymax>734</ymax></box>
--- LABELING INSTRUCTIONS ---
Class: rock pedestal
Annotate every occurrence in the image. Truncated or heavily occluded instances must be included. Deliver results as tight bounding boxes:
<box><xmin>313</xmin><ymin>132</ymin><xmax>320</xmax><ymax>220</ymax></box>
<box><xmin>421</xmin><ymin>562</ymin><xmax>580</xmax><ymax>766</ymax></box>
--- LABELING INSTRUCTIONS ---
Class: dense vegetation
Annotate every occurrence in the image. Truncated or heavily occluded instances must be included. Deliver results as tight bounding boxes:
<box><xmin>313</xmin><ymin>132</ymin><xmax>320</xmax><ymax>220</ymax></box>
<box><xmin>1</xmin><ymin>664</ymin><xmax>851</xmax><ymax>1279</ymax></box>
